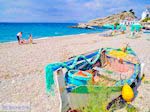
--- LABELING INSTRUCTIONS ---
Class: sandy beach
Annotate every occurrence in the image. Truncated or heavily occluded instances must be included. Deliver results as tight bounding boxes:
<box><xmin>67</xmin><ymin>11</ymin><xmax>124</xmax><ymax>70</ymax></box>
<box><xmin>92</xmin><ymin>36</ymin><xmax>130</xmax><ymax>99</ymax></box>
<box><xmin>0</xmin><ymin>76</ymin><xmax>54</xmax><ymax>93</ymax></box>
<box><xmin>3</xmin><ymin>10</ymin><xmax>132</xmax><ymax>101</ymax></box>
<box><xmin>0</xmin><ymin>32</ymin><xmax>150</xmax><ymax>112</ymax></box>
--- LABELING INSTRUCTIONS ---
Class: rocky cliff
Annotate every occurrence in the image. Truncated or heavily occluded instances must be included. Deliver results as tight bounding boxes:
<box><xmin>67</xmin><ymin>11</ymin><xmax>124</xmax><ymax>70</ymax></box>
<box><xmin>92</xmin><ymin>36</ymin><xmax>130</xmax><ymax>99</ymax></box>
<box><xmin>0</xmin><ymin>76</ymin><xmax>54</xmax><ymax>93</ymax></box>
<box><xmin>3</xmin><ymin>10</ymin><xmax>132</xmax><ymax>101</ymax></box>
<box><xmin>76</xmin><ymin>11</ymin><xmax>136</xmax><ymax>28</ymax></box>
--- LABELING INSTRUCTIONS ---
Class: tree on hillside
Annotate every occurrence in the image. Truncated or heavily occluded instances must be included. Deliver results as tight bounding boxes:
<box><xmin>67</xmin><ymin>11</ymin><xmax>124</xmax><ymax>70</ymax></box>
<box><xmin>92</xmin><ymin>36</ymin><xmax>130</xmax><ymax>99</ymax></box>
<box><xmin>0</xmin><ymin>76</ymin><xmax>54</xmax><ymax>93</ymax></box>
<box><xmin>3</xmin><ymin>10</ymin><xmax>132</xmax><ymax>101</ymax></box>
<box><xmin>129</xmin><ymin>9</ymin><xmax>133</xmax><ymax>12</ymax></box>
<box><xmin>122</xmin><ymin>11</ymin><xmax>127</xmax><ymax>13</ymax></box>
<box><xmin>129</xmin><ymin>9</ymin><xmax>135</xmax><ymax>16</ymax></box>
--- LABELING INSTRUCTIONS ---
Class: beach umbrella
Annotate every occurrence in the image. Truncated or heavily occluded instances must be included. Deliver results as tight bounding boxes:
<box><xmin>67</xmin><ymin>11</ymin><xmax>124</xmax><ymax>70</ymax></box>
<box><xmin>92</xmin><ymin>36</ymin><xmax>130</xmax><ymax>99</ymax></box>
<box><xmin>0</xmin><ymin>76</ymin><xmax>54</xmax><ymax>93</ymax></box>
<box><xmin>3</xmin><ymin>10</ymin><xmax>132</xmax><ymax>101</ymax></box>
<box><xmin>121</xmin><ymin>25</ymin><xmax>126</xmax><ymax>31</ymax></box>
<box><xmin>103</xmin><ymin>24</ymin><xmax>115</xmax><ymax>30</ymax></box>
<box><xmin>130</xmin><ymin>23</ymin><xmax>143</xmax><ymax>32</ymax></box>
<box><xmin>116</xmin><ymin>24</ymin><xmax>126</xmax><ymax>31</ymax></box>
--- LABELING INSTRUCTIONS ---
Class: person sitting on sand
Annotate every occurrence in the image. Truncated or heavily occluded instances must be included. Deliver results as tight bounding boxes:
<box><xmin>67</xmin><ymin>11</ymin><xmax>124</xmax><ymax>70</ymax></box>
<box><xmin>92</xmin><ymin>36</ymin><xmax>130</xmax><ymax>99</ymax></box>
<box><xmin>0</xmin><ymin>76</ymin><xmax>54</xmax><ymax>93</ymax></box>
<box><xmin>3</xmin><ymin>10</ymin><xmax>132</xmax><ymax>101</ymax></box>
<box><xmin>28</xmin><ymin>34</ymin><xmax>33</xmax><ymax>44</ymax></box>
<box><xmin>22</xmin><ymin>34</ymin><xmax>33</xmax><ymax>44</ymax></box>
<box><xmin>16</xmin><ymin>32</ymin><xmax>22</xmax><ymax>44</ymax></box>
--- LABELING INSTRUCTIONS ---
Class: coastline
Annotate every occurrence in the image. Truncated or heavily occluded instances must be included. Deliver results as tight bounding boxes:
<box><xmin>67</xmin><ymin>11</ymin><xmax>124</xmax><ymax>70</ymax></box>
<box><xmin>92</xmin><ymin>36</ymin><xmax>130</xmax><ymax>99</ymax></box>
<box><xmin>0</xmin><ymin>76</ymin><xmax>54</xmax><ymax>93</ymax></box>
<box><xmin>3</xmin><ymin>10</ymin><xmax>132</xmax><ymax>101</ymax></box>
<box><xmin>0</xmin><ymin>32</ymin><xmax>150</xmax><ymax>112</ymax></box>
<box><xmin>0</xmin><ymin>32</ymin><xmax>102</xmax><ymax>45</ymax></box>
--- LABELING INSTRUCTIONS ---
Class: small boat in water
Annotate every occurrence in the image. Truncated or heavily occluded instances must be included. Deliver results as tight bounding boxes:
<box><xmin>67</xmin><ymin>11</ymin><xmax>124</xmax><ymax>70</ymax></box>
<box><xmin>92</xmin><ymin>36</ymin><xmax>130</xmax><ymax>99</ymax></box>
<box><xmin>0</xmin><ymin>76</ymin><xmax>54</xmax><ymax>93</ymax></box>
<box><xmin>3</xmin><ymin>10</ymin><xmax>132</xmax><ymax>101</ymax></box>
<box><xmin>45</xmin><ymin>46</ymin><xmax>142</xmax><ymax>112</ymax></box>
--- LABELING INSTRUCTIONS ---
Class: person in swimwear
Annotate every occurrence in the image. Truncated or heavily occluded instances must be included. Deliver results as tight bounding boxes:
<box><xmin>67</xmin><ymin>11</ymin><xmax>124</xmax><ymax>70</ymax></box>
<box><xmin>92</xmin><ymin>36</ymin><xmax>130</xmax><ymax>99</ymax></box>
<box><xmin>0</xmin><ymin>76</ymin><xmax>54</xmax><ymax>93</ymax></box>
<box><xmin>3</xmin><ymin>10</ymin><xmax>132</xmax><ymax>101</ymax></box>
<box><xmin>28</xmin><ymin>34</ymin><xmax>33</xmax><ymax>44</ymax></box>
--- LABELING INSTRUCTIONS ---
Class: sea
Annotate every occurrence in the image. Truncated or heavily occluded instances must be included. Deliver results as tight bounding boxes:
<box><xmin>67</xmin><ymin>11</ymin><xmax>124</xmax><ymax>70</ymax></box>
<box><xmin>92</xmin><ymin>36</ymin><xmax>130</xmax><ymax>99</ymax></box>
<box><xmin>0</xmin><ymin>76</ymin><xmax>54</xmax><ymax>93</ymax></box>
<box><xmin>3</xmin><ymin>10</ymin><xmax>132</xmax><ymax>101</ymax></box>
<box><xmin>0</xmin><ymin>23</ymin><xmax>107</xmax><ymax>43</ymax></box>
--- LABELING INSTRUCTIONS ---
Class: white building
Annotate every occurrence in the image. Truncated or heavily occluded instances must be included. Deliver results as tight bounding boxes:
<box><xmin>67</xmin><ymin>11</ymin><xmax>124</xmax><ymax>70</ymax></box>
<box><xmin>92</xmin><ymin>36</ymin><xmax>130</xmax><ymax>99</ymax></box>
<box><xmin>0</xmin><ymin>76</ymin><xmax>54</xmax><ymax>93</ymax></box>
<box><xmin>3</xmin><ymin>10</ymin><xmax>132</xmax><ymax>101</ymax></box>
<box><xmin>120</xmin><ymin>17</ymin><xmax>139</xmax><ymax>26</ymax></box>
<box><xmin>141</xmin><ymin>8</ymin><xmax>150</xmax><ymax>20</ymax></box>
<box><xmin>120</xmin><ymin>20</ymin><xmax>139</xmax><ymax>26</ymax></box>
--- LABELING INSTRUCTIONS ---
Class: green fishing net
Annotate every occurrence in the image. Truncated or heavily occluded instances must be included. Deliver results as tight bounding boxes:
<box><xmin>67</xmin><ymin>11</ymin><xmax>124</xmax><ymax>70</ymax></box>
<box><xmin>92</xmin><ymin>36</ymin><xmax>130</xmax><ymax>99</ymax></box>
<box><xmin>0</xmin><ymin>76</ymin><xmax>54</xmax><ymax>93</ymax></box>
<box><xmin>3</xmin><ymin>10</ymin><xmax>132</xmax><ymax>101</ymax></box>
<box><xmin>45</xmin><ymin>49</ymin><xmax>102</xmax><ymax>94</ymax></box>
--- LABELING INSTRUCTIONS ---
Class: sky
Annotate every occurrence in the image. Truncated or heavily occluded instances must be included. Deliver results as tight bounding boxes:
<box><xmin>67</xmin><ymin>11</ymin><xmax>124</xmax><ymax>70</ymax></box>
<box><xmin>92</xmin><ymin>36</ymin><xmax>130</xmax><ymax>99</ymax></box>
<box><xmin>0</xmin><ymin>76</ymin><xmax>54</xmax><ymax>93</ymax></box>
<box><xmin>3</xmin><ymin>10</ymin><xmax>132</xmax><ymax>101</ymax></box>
<box><xmin>0</xmin><ymin>0</ymin><xmax>150</xmax><ymax>23</ymax></box>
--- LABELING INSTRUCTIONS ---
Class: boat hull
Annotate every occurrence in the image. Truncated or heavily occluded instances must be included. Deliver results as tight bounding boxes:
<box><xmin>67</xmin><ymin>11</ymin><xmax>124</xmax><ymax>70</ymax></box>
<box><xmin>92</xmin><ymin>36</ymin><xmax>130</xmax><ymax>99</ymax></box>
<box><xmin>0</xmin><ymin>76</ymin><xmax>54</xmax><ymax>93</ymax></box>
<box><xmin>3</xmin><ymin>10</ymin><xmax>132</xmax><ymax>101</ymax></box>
<box><xmin>45</xmin><ymin>47</ymin><xmax>142</xmax><ymax>112</ymax></box>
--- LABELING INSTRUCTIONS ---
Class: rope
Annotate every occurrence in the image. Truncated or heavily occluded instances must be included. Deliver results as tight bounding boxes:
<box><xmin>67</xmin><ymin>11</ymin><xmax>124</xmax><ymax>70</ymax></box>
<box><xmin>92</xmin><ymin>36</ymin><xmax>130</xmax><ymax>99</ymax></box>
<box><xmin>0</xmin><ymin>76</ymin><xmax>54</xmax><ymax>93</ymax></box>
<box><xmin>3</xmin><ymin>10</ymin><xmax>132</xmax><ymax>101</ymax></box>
<box><xmin>45</xmin><ymin>49</ymin><xmax>102</xmax><ymax>93</ymax></box>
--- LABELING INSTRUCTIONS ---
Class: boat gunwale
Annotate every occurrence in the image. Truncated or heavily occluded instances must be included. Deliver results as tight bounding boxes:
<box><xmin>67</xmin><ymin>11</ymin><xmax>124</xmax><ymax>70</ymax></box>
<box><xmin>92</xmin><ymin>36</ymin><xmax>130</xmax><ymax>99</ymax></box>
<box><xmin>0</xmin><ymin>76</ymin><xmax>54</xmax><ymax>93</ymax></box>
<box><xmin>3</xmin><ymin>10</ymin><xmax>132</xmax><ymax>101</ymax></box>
<box><xmin>45</xmin><ymin>47</ymin><xmax>141</xmax><ymax>93</ymax></box>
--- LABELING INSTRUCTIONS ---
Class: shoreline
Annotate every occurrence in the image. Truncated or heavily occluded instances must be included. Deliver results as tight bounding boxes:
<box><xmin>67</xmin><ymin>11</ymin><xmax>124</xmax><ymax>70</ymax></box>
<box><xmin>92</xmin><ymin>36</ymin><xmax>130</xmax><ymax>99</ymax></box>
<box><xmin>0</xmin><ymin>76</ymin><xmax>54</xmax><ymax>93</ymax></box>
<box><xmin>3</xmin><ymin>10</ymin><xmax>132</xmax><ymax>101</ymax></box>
<box><xmin>0</xmin><ymin>31</ymin><xmax>104</xmax><ymax>45</ymax></box>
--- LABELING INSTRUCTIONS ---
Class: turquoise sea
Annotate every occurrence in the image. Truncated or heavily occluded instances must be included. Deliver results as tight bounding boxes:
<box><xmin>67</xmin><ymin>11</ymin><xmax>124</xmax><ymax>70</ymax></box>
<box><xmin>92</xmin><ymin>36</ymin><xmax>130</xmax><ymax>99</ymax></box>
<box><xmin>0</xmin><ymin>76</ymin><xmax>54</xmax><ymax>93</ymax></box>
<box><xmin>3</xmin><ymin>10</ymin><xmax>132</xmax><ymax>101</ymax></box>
<box><xmin>0</xmin><ymin>23</ymin><xmax>107</xmax><ymax>43</ymax></box>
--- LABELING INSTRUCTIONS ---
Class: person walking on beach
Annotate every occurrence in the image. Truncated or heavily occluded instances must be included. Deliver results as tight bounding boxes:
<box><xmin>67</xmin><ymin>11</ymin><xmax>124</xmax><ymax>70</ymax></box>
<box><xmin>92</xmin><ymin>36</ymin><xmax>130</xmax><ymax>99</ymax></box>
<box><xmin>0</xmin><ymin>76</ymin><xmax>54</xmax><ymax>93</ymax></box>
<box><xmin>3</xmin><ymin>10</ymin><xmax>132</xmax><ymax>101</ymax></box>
<box><xmin>16</xmin><ymin>32</ymin><xmax>22</xmax><ymax>44</ymax></box>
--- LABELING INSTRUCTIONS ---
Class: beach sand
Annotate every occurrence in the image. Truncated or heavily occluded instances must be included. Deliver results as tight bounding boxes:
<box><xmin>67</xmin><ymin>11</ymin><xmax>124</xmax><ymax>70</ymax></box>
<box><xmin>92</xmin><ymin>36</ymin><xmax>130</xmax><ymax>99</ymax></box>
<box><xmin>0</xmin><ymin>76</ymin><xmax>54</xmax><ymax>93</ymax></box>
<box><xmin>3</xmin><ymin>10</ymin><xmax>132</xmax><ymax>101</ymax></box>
<box><xmin>0</xmin><ymin>32</ymin><xmax>150</xmax><ymax>112</ymax></box>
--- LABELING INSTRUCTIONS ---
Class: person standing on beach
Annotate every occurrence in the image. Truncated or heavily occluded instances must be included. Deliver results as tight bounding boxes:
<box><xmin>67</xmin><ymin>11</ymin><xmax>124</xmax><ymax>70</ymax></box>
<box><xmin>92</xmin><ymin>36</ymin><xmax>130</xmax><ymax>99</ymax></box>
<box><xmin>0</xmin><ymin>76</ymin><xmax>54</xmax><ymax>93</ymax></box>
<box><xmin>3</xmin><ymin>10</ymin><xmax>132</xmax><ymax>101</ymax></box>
<box><xmin>16</xmin><ymin>32</ymin><xmax>22</xmax><ymax>44</ymax></box>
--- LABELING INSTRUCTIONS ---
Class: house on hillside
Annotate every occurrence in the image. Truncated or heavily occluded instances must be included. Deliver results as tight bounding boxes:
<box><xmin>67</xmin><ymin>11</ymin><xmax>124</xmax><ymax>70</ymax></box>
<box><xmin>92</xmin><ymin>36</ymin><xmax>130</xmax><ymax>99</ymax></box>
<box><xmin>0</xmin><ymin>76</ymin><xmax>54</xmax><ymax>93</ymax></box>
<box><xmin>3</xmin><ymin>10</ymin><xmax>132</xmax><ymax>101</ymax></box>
<box><xmin>141</xmin><ymin>7</ymin><xmax>150</xmax><ymax>20</ymax></box>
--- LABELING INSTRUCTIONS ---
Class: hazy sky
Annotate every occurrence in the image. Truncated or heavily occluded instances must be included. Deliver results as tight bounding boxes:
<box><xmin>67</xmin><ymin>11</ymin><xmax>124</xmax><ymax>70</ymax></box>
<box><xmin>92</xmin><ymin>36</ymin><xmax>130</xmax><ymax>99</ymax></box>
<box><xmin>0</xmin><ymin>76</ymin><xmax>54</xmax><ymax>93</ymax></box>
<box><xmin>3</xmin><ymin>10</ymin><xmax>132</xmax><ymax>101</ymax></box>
<box><xmin>0</xmin><ymin>0</ymin><xmax>149</xmax><ymax>22</ymax></box>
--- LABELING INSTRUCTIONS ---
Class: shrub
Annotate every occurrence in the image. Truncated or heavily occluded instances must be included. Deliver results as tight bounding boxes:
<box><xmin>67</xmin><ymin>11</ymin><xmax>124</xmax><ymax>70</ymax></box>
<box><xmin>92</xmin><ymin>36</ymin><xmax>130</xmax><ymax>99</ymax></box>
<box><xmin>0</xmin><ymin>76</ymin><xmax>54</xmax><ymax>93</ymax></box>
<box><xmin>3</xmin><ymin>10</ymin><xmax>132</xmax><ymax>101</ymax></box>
<box><xmin>142</xmin><ymin>17</ymin><xmax>150</xmax><ymax>22</ymax></box>
<box><xmin>114</xmin><ymin>22</ymin><xmax>119</xmax><ymax>27</ymax></box>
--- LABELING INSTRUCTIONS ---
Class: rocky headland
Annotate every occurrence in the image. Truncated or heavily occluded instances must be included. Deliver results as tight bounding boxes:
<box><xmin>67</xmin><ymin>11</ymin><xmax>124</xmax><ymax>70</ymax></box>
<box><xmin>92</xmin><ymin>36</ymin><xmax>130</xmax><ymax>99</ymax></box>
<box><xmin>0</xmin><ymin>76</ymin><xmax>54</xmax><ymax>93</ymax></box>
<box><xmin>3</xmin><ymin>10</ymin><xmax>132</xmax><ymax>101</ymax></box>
<box><xmin>72</xmin><ymin>11</ymin><xmax>136</xmax><ymax>28</ymax></box>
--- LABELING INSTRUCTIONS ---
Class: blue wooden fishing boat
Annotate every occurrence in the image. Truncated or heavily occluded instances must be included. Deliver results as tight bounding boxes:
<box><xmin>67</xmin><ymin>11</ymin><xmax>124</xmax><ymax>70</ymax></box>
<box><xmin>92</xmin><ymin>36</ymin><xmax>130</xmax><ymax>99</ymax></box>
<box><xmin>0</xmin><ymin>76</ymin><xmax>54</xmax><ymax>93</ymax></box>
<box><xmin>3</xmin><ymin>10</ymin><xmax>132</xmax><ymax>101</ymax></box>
<box><xmin>45</xmin><ymin>46</ymin><xmax>143</xmax><ymax>112</ymax></box>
